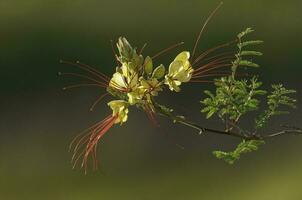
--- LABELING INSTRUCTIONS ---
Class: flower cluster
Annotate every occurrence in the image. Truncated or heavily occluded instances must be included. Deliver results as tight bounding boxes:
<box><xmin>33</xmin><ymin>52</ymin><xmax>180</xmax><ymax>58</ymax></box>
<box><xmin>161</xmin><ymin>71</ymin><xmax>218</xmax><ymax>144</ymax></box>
<box><xmin>62</xmin><ymin>29</ymin><xmax>238</xmax><ymax>173</ymax></box>
<box><xmin>107</xmin><ymin>37</ymin><xmax>194</xmax><ymax>124</ymax></box>
<box><xmin>67</xmin><ymin>37</ymin><xmax>202</xmax><ymax>172</ymax></box>
<box><xmin>63</xmin><ymin>29</ymin><xmax>238</xmax><ymax>172</ymax></box>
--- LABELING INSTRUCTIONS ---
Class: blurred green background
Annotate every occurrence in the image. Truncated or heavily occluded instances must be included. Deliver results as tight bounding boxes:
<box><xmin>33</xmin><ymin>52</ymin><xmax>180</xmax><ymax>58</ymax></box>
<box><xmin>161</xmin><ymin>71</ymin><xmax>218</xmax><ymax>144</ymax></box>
<box><xmin>1</xmin><ymin>0</ymin><xmax>302</xmax><ymax>199</ymax></box>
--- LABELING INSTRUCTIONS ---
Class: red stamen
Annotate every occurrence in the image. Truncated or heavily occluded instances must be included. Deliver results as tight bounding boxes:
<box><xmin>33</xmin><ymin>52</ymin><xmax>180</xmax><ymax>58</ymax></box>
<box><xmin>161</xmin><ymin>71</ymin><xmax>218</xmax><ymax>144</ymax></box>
<box><xmin>60</xmin><ymin>60</ymin><xmax>110</xmax><ymax>83</ymax></box>
<box><xmin>76</xmin><ymin>61</ymin><xmax>111</xmax><ymax>82</ymax></box>
<box><xmin>191</xmin><ymin>2</ymin><xmax>224</xmax><ymax>61</ymax></box>
<box><xmin>144</xmin><ymin>104</ymin><xmax>159</xmax><ymax>127</ymax></box>
<box><xmin>202</xmin><ymin>51</ymin><xmax>235</xmax><ymax>63</ymax></box>
<box><xmin>192</xmin><ymin>39</ymin><xmax>237</xmax><ymax>65</ymax></box>
<box><xmin>189</xmin><ymin>80</ymin><xmax>214</xmax><ymax>83</ymax></box>
<box><xmin>70</xmin><ymin>115</ymin><xmax>117</xmax><ymax>173</ymax></box>
<box><xmin>194</xmin><ymin>55</ymin><xmax>234</xmax><ymax>73</ymax></box>
<box><xmin>62</xmin><ymin>83</ymin><xmax>107</xmax><ymax>90</ymax></box>
<box><xmin>193</xmin><ymin>63</ymin><xmax>232</xmax><ymax>77</ymax></box>
<box><xmin>151</xmin><ymin>42</ymin><xmax>184</xmax><ymax>60</ymax></box>
<box><xmin>90</xmin><ymin>93</ymin><xmax>109</xmax><ymax>111</ymax></box>
<box><xmin>192</xmin><ymin>73</ymin><xmax>232</xmax><ymax>79</ymax></box>
<box><xmin>59</xmin><ymin>72</ymin><xmax>109</xmax><ymax>87</ymax></box>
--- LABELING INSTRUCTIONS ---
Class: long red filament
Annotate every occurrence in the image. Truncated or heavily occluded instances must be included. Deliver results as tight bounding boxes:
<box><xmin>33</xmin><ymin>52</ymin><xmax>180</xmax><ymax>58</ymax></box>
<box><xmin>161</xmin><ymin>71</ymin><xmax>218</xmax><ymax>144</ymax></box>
<box><xmin>191</xmin><ymin>2</ymin><xmax>224</xmax><ymax>61</ymax></box>
<box><xmin>70</xmin><ymin>115</ymin><xmax>118</xmax><ymax>174</ymax></box>
<box><xmin>193</xmin><ymin>56</ymin><xmax>233</xmax><ymax>73</ymax></box>
<box><xmin>193</xmin><ymin>39</ymin><xmax>237</xmax><ymax>66</ymax></box>
<box><xmin>70</xmin><ymin>116</ymin><xmax>112</xmax><ymax>153</ymax></box>
<box><xmin>189</xmin><ymin>80</ymin><xmax>214</xmax><ymax>83</ymax></box>
<box><xmin>193</xmin><ymin>63</ymin><xmax>231</xmax><ymax>78</ymax></box>
<box><xmin>81</xmin><ymin>115</ymin><xmax>117</xmax><ymax>173</ymax></box>
<box><xmin>59</xmin><ymin>72</ymin><xmax>109</xmax><ymax>86</ymax></box>
<box><xmin>76</xmin><ymin>61</ymin><xmax>110</xmax><ymax>82</ymax></box>
<box><xmin>202</xmin><ymin>51</ymin><xmax>235</xmax><ymax>63</ymax></box>
<box><xmin>192</xmin><ymin>73</ymin><xmax>232</xmax><ymax>79</ymax></box>
<box><xmin>60</xmin><ymin>60</ymin><xmax>110</xmax><ymax>83</ymax></box>
<box><xmin>193</xmin><ymin>63</ymin><xmax>232</xmax><ymax>77</ymax></box>
<box><xmin>144</xmin><ymin>104</ymin><xmax>159</xmax><ymax>127</ymax></box>
<box><xmin>151</xmin><ymin>42</ymin><xmax>184</xmax><ymax>60</ymax></box>
<box><xmin>89</xmin><ymin>93</ymin><xmax>109</xmax><ymax>111</ymax></box>
<box><xmin>62</xmin><ymin>83</ymin><xmax>107</xmax><ymax>90</ymax></box>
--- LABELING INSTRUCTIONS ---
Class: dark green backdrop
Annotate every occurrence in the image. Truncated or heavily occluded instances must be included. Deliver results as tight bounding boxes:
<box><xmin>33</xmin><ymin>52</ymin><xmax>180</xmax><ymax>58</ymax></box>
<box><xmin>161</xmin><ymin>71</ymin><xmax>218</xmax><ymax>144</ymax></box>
<box><xmin>1</xmin><ymin>0</ymin><xmax>302</xmax><ymax>199</ymax></box>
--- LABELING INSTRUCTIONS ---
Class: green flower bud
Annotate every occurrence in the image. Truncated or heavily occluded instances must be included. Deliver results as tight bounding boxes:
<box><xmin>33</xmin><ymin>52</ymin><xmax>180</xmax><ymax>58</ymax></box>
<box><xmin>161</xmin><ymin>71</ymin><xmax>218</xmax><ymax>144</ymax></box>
<box><xmin>152</xmin><ymin>64</ymin><xmax>165</xmax><ymax>79</ymax></box>
<box><xmin>144</xmin><ymin>56</ymin><xmax>153</xmax><ymax>75</ymax></box>
<box><xmin>139</xmin><ymin>78</ymin><xmax>163</xmax><ymax>96</ymax></box>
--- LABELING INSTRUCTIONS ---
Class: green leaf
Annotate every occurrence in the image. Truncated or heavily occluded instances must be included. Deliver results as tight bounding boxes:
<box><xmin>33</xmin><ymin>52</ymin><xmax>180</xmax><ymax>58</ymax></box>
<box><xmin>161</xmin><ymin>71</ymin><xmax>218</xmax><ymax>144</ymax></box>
<box><xmin>254</xmin><ymin>90</ymin><xmax>267</xmax><ymax>95</ymax></box>
<box><xmin>237</xmin><ymin>27</ymin><xmax>254</xmax><ymax>39</ymax></box>
<box><xmin>152</xmin><ymin>64</ymin><xmax>165</xmax><ymax>79</ymax></box>
<box><xmin>255</xmin><ymin>84</ymin><xmax>297</xmax><ymax>129</ymax></box>
<box><xmin>213</xmin><ymin>151</ymin><xmax>236</xmax><ymax>164</ymax></box>
<box><xmin>239</xmin><ymin>40</ymin><xmax>263</xmax><ymax>48</ymax></box>
<box><xmin>201</xmin><ymin>106</ymin><xmax>211</xmax><ymax>113</ymax></box>
<box><xmin>206</xmin><ymin>108</ymin><xmax>217</xmax><ymax>119</ymax></box>
<box><xmin>213</xmin><ymin>140</ymin><xmax>265</xmax><ymax>164</ymax></box>
<box><xmin>144</xmin><ymin>56</ymin><xmax>153</xmax><ymax>75</ymax></box>
<box><xmin>239</xmin><ymin>60</ymin><xmax>259</xmax><ymax>67</ymax></box>
<box><xmin>204</xmin><ymin>90</ymin><xmax>215</xmax><ymax>98</ymax></box>
<box><xmin>240</xmin><ymin>51</ymin><xmax>263</xmax><ymax>56</ymax></box>
<box><xmin>235</xmin><ymin>140</ymin><xmax>265</xmax><ymax>153</ymax></box>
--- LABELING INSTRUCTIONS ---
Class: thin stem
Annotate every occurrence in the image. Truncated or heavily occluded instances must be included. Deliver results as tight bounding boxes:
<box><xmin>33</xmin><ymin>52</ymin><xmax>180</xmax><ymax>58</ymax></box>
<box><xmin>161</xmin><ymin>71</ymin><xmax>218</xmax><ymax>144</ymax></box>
<box><xmin>263</xmin><ymin>127</ymin><xmax>302</xmax><ymax>139</ymax></box>
<box><xmin>154</xmin><ymin>103</ymin><xmax>302</xmax><ymax>141</ymax></box>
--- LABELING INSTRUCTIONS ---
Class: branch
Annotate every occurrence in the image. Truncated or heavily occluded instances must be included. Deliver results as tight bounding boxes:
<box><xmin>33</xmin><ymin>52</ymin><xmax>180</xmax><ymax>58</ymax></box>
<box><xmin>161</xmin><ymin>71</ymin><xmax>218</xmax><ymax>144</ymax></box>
<box><xmin>154</xmin><ymin>103</ymin><xmax>302</xmax><ymax>141</ymax></box>
<box><xmin>263</xmin><ymin>126</ymin><xmax>302</xmax><ymax>139</ymax></box>
<box><xmin>154</xmin><ymin>103</ymin><xmax>254</xmax><ymax>139</ymax></box>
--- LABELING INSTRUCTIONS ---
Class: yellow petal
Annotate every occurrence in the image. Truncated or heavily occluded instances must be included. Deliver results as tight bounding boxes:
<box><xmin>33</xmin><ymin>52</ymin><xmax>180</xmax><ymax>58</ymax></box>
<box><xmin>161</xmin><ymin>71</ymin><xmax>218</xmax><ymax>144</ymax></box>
<box><xmin>168</xmin><ymin>60</ymin><xmax>183</xmax><ymax>76</ymax></box>
<box><xmin>174</xmin><ymin>51</ymin><xmax>190</xmax><ymax>62</ymax></box>
<box><xmin>110</xmin><ymin>72</ymin><xmax>127</xmax><ymax>89</ymax></box>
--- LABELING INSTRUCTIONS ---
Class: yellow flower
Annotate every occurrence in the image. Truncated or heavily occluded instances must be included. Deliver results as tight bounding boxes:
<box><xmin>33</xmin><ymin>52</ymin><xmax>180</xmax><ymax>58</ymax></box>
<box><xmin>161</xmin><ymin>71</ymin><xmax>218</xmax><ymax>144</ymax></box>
<box><xmin>109</xmin><ymin>69</ymin><xmax>138</xmax><ymax>91</ymax></box>
<box><xmin>139</xmin><ymin>78</ymin><xmax>162</xmax><ymax>96</ymax></box>
<box><xmin>109</xmin><ymin>71</ymin><xmax>127</xmax><ymax>91</ymax></box>
<box><xmin>127</xmin><ymin>87</ymin><xmax>145</xmax><ymax>105</ymax></box>
<box><xmin>108</xmin><ymin>100</ymin><xmax>129</xmax><ymax>124</ymax></box>
<box><xmin>165</xmin><ymin>51</ymin><xmax>194</xmax><ymax>91</ymax></box>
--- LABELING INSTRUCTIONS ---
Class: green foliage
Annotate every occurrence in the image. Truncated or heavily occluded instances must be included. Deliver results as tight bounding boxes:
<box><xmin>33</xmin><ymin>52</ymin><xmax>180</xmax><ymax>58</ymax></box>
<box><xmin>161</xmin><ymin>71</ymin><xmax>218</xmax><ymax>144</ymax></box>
<box><xmin>232</xmin><ymin>28</ymin><xmax>263</xmax><ymax>75</ymax></box>
<box><xmin>201</xmin><ymin>28</ymin><xmax>265</xmax><ymax>124</ymax></box>
<box><xmin>255</xmin><ymin>84</ymin><xmax>297</xmax><ymax>129</ymax></box>
<box><xmin>200</xmin><ymin>28</ymin><xmax>267</xmax><ymax>124</ymax></box>
<box><xmin>201</xmin><ymin>28</ymin><xmax>297</xmax><ymax>163</ymax></box>
<box><xmin>201</xmin><ymin>76</ymin><xmax>266</xmax><ymax>120</ymax></box>
<box><xmin>213</xmin><ymin>140</ymin><xmax>265</xmax><ymax>164</ymax></box>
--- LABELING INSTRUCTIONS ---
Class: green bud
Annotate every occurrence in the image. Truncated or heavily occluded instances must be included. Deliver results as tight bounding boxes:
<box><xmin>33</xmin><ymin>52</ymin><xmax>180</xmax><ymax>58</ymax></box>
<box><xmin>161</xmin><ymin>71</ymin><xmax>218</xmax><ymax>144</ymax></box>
<box><xmin>152</xmin><ymin>64</ymin><xmax>165</xmax><ymax>79</ymax></box>
<box><xmin>135</xmin><ymin>55</ymin><xmax>144</xmax><ymax>67</ymax></box>
<box><xmin>144</xmin><ymin>56</ymin><xmax>153</xmax><ymax>75</ymax></box>
<box><xmin>116</xmin><ymin>37</ymin><xmax>135</xmax><ymax>62</ymax></box>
